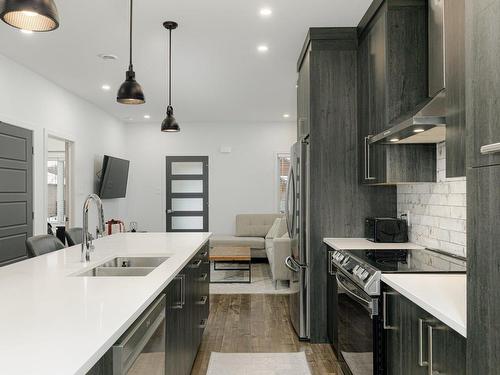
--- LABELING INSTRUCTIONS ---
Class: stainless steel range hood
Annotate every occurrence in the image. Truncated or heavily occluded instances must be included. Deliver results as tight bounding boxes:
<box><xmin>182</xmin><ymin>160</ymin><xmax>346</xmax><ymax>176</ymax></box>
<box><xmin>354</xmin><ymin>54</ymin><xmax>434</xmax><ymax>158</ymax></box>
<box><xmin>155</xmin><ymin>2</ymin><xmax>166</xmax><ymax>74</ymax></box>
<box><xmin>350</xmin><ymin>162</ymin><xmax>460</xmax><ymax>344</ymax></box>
<box><xmin>369</xmin><ymin>0</ymin><xmax>446</xmax><ymax>145</ymax></box>
<box><xmin>369</xmin><ymin>90</ymin><xmax>446</xmax><ymax>145</ymax></box>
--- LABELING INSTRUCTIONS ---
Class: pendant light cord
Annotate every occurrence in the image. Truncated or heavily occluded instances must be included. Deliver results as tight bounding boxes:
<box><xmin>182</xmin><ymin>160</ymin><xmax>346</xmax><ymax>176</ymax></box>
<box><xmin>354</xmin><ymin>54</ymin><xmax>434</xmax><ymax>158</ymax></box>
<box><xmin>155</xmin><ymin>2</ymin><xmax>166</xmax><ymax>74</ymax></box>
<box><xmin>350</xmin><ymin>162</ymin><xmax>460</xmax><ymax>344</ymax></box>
<box><xmin>168</xmin><ymin>28</ymin><xmax>172</xmax><ymax>106</ymax></box>
<box><xmin>129</xmin><ymin>0</ymin><xmax>133</xmax><ymax>71</ymax></box>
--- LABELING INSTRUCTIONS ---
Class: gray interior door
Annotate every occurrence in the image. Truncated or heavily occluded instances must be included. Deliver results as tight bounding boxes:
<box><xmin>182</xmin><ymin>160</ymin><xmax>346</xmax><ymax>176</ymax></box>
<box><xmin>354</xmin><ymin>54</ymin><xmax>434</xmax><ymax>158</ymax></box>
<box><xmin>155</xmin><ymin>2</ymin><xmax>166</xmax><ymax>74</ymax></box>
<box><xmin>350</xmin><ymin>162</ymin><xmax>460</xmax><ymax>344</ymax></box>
<box><xmin>166</xmin><ymin>156</ymin><xmax>208</xmax><ymax>232</ymax></box>
<box><xmin>0</xmin><ymin>122</ymin><xmax>33</xmax><ymax>266</ymax></box>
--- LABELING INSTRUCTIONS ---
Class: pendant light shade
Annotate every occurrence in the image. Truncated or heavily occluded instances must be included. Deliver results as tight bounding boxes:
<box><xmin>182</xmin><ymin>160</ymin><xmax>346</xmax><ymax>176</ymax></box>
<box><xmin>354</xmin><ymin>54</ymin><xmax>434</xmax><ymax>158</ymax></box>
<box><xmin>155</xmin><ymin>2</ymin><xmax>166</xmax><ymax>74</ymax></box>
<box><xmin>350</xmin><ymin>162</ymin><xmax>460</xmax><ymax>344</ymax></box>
<box><xmin>117</xmin><ymin>69</ymin><xmax>145</xmax><ymax>104</ymax></box>
<box><xmin>0</xmin><ymin>0</ymin><xmax>59</xmax><ymax>32</ymax></box>
<box><xmin>161</xmin><ymin>106</ymin><xmax>180</xmax><ymax>132</ymax></box>
<box><xmin>117</xmin><ymin>0</ymin><xmax>145</xmax><ymax>105</ymax></box>
<box><xmin>161</xmin><ymin>21</ymin><xmax>180</xmax><ymax>132</ymax></box>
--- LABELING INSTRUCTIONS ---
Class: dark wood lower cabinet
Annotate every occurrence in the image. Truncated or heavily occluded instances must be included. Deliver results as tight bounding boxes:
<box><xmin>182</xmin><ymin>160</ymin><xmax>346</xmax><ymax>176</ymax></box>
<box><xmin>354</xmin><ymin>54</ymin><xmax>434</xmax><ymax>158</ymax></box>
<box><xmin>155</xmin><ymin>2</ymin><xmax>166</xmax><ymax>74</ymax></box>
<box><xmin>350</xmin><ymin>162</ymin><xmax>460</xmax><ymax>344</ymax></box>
<box><xmin>87</xmin><ymin>244</ymin><xmax>210</xmax><ymax>375</ymax></box>
<box><xmin>166</xmin><ymin>244</ymin><xmax>210</xmax><ymax>375</ymax></box>
<box><xmin>383</xmin><ymin>285</ymin><xmax>466</xmax><ymax>375</ymax></box>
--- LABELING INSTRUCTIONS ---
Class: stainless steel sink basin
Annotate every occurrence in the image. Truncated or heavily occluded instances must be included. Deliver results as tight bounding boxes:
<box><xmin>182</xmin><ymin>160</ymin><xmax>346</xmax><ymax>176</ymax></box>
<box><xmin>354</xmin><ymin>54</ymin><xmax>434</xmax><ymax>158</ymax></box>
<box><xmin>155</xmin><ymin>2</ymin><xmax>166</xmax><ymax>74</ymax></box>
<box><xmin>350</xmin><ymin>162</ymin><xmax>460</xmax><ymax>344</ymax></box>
<box><xmin>75</xmin><ymin>256</ymin><xmax>169</xmax><ymax>277</ymax></box>
<box><xmin>78</xmin><ymin>267</ymin><xmax>156</xmax><ymax>277</ymax></box>
<box><xmin>98</xmin><ymin>256</ymin><xmax>169</xmax><ymax>268</ymax></box>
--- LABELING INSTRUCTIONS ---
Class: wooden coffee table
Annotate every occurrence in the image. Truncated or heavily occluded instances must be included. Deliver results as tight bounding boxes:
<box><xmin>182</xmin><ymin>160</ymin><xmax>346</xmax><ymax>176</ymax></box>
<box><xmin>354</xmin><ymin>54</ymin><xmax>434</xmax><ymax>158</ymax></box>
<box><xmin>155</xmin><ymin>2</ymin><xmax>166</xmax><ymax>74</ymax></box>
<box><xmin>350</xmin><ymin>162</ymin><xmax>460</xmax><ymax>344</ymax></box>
<box><xmin>209</xmin><ymin>246</ymin><xmax>252</xmax><ymax>283</ymax></box>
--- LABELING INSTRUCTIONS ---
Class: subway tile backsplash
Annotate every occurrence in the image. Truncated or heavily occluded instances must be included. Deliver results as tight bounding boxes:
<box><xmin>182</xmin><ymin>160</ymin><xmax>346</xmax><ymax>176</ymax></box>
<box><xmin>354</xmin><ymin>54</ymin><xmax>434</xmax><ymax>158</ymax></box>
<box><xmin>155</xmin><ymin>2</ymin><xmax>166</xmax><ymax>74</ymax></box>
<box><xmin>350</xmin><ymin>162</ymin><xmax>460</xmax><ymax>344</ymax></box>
<box><xmin>397</xmin><ymin>142</ymin><xmax>466</xmax><ymax>257</ymax></box>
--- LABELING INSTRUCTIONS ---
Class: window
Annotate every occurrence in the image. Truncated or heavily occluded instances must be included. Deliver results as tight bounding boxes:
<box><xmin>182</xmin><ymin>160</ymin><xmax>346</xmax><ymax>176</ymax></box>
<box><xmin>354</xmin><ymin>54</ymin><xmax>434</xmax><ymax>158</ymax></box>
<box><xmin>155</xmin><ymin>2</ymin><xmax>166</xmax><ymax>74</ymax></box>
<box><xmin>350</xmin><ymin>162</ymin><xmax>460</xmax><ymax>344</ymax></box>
<box><xmin>277</xmin><ymin>153</ymin><xmax>291</xmax><ymax>213</ymax></box>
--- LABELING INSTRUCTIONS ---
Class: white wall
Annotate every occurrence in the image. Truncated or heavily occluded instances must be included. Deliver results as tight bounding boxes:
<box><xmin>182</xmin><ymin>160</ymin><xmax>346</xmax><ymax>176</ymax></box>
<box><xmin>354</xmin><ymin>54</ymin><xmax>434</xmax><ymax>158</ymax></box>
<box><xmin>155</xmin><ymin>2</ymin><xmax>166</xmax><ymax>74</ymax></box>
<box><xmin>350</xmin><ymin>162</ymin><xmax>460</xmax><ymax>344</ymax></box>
<box><xmin>124</xmin><ymin>122</ymin><xmax>296</xmax><ymax>234</ymax></box>
<box><xmin>397</xmin><ymin>143</ymin><xmax>467</xmax><ymax>257</ymax></box>
<box><xmin>0</xmin><ymin>53</ymin><xmax>128</xmax><ymax>235</ymax></box>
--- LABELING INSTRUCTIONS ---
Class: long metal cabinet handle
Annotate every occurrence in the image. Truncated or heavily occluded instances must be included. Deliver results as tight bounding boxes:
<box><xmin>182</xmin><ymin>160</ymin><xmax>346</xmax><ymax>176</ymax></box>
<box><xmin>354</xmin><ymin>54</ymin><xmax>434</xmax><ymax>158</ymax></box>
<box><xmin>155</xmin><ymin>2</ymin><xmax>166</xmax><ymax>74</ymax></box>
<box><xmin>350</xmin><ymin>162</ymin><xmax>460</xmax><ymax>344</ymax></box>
<box><xmin>382</xmin><ymin>292</ymin><xmax>396</xmax><ymax>329</ymax></box>
<box><xmin>328</xmin><ymin>252</ymin><xmax>334</xmax><ymax>275</ymax></box>
<box><xmin>427</xmin><ymin>325</ymin><xmax>434</xmax><ymax>375</ymax></box>
<box><xmin>480</xmin><ymin>142</ymin><xmax>500</xmax><ymax>155</ymax></box>
<box><xmin>418</xmin><ymin>319</ymin><xmax>429</xmax><ymax>366</ymax></box>
<box><xmin>178</xmin><ymin>274</ymin><xmax>185</xmax><ymax>307</ymax></box>
<box><xmin>364</xmin><ymin>136</ymin><xmax>376</xmax><ymax>180</ymax></box>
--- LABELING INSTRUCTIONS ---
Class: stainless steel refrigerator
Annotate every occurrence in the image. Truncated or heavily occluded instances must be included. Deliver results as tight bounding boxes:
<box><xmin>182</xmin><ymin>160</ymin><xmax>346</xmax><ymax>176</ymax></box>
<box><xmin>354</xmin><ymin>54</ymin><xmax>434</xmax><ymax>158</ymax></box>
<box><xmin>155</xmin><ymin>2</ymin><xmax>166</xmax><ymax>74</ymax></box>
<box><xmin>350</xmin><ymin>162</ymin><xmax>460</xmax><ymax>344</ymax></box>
<box><xmin>284</xmin><ymin>139</ymin><xmax>310</xmax><ymax>340</ymax></box>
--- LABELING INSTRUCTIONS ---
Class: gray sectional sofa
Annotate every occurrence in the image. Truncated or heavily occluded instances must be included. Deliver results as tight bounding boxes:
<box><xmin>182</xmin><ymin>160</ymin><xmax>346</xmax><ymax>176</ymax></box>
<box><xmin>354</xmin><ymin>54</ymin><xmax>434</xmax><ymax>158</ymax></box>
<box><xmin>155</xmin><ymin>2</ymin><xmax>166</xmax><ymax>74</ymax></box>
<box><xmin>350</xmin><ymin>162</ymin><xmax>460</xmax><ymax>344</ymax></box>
<box><xmin>210</xmin><ymin>213</ymin><xmax>292</xmax><ymax>287</ymax></box>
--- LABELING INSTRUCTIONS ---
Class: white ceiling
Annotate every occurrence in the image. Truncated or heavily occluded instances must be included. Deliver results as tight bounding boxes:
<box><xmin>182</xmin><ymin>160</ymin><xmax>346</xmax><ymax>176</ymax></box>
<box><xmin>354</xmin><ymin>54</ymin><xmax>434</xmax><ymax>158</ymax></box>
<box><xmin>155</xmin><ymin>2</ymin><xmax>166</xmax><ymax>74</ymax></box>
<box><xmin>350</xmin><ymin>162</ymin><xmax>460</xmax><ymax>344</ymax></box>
<box><xmin>0</xmin><ymin>0</ymin><xmax>371</xmax><ymax>124</ymax></box>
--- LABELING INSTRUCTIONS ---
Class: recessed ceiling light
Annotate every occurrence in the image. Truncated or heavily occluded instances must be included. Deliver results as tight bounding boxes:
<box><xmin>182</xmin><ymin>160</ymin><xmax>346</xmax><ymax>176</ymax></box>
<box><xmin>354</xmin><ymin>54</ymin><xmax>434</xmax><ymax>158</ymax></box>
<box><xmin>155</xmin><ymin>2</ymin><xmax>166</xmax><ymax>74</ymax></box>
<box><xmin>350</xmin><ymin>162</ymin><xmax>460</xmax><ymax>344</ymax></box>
<box><xmin>101</xmin><ymin>84</ymin><xmax>111</xmax><ymax>91</ymax></box>
<box><xmin>389</xmin><ymin>138</ymin><xmax>400</xmax><ymax>142</ymax></box>
<box><xmin>283</xmin><ymin>113</ymin><xmax>290</xmax><ymax>118</ymax></box>
<box><xmin>20</xmin><ymin>29</ymin><xmax>33</xmax><ymax>34</ymax></box>
<box><xmin>259</xmin><ymin>8</ymin><xmax>272</xmax><ymax>17</ymax></box>
<box><xmin>97</xmin><ymin>53</ymin><xmax>118</xmax><ymax>61</ymax></box>
<box><xmin>413</xmin><ymin>128</ymin><xmax>425</xmax><ymax>133</ymax></box>
<box><xmin>257</xmin><ymin>44</ymin><xmax>269</xmax><ymax>53</ymax></box>
<box><xmin>144</xmin><ymin>114</ymin><xmax>151</xmax><ymax>119</ymax></box>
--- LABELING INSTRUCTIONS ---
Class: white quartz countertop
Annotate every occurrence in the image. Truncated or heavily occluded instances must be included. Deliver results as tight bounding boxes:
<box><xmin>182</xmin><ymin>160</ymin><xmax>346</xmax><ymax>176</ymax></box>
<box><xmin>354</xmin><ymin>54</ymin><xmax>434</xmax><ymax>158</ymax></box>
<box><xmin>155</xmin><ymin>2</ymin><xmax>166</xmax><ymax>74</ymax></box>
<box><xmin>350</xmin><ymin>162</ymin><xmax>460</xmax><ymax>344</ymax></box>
<box><xmin>0</xmin><ymin>232</ymin><xmax>211</xmax><ymax>375</ymax></box>
<box><xmin>323</xmin><ymin>237</ymin><xmax>425</xmax><ymax>250</ymax></box>
<box><xmin>381</xmin><ymin>274</ymin><xmax>466</xmax><ymax>338</ymax></box>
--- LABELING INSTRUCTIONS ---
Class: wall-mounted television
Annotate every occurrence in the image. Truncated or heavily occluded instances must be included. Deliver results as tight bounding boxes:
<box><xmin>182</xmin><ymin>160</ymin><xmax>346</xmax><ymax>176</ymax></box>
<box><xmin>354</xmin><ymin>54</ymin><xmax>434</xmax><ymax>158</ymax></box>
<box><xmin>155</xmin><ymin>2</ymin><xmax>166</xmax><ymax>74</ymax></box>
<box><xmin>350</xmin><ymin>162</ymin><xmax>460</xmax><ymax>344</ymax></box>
<box><xmin>98</xmin><ymin>155</ymin><xmax>130</xmax><ymax>199</ymax></box>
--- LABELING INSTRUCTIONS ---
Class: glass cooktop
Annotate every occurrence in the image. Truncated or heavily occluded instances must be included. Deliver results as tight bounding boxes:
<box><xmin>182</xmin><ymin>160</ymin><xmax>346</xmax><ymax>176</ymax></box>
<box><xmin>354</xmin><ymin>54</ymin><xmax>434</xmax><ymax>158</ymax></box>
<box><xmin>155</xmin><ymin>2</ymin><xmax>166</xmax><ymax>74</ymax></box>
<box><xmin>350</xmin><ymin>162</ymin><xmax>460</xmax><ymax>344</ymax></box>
<box><xmin>345</xmin><ymin>248</ymin><xmax>466</xmax><ymax>273</ymax></box>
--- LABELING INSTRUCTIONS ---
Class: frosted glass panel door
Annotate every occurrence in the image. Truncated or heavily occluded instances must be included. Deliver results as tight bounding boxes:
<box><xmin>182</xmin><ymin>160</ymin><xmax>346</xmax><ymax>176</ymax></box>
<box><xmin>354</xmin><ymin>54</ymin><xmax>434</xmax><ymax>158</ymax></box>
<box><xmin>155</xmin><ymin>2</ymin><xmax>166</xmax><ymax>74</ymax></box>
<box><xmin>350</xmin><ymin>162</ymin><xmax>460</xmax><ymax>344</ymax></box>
<box><xmin>166</xmin><ymin>156</ymin><xmax>208</xmax><ymax>232</ymax></box>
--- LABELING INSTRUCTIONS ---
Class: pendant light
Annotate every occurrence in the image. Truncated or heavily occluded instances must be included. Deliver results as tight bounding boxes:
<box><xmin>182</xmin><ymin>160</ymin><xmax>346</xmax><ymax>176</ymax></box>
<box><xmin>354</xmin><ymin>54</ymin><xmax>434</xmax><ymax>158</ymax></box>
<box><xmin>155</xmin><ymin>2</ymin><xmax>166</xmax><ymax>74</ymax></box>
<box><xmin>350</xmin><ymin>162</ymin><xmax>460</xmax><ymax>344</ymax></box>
<box><xmin>117</xmin><ymin>0</ymin><xmax>145</xmax><ymax>105</ymax></box>
<box><xmin>0</xmin><ymin>0</ymin><xmax>60</xmax><ymax>32</ymax></box>
<box><xmin>161</xmin><ymin>21</ymin><xmax>180</xmax><ymax>132</ymax></box>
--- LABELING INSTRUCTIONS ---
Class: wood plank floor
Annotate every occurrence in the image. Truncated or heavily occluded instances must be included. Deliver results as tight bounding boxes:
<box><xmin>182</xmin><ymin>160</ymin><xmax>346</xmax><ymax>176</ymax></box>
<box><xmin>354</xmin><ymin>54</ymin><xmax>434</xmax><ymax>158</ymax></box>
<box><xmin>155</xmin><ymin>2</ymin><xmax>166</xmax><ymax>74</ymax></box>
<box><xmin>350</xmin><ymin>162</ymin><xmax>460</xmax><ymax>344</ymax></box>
<box><xmin>191</xmin><ymin>294</ymin><xmax>341</xmax><ymax>374</ymax></box>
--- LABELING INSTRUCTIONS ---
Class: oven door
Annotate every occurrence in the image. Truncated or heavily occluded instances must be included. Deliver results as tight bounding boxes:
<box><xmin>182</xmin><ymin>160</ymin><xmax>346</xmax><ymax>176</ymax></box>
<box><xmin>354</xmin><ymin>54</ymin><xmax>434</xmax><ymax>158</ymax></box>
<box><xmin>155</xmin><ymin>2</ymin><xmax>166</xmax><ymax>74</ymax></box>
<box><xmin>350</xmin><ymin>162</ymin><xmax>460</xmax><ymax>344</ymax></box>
<box><xmin>336</xmin><ymin>271</ymin><xmax>380</xmax><ymax>375</ymax></box>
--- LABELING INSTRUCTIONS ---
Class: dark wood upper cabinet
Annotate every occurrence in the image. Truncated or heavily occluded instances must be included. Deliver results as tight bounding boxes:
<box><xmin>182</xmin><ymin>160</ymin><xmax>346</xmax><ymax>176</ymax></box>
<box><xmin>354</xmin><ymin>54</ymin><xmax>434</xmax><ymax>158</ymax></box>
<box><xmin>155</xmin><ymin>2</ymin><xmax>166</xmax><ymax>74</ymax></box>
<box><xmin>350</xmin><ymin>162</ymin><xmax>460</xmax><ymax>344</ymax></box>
<box><xmin>444</xmin><ymin>0</ymin><xmax>466</xmax><ymax>177</ymax></box>
<box><xmin>466</xmin><ymin>0</ymin><xmax>500</xmax><ymax>169</ymax></box>
<box><xmin>358</xmin><ymin>0</ymin><xmax>436</xmax><ymax>185</ymax></box>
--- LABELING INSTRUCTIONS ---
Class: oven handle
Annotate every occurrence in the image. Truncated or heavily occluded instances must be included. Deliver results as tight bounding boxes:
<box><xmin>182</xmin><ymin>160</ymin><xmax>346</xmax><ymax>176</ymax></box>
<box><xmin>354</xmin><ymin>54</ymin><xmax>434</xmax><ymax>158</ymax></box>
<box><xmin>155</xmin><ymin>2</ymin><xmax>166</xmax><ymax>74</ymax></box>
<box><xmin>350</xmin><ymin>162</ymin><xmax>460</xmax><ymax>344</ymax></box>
<box><xmin>336</xmin><ymin>274</ymin><xmax>377</xmax><ymax>316</ymax></box>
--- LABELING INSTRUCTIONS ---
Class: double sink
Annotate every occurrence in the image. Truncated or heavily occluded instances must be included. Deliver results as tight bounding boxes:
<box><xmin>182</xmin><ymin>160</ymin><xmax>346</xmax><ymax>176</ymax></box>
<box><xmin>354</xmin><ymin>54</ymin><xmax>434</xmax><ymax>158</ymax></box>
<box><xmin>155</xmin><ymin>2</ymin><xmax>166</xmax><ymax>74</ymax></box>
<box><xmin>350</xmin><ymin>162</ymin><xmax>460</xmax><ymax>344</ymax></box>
<box><xmin>77</xmin><ymin>256</ymin><xmax>169</xmax><ymax>277</ymax></box>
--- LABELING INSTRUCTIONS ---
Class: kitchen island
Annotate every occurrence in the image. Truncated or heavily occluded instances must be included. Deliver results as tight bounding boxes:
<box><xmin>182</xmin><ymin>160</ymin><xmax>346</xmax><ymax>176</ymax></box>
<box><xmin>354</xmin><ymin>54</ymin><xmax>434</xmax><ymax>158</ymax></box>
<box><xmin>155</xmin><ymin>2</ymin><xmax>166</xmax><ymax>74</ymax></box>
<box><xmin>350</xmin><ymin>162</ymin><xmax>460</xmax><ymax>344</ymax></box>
<box><xmin>0</xmin><ymin>232</ymin><xmax>211</xmax><ymax>375</ymax></box>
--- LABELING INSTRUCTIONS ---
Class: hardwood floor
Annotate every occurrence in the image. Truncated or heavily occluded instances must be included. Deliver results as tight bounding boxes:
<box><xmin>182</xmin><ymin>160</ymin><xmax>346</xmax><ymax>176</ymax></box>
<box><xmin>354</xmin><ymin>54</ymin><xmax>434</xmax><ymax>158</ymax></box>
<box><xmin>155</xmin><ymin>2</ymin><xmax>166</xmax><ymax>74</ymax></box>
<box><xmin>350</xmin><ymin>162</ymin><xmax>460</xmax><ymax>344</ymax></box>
<box><xmin>191</xmin><ymin>294</ymin><xmax>341</xmax><ymax>374</ymax></box>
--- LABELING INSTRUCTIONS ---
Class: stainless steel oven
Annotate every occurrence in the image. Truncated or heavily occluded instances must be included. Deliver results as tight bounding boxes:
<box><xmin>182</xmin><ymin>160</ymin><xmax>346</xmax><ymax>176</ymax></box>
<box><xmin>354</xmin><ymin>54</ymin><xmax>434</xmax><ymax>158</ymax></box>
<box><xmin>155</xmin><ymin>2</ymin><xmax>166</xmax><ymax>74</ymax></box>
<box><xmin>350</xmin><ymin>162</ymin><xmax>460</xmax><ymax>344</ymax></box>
<box><xmin>333</xmin><ymin>268</ymin><xmax>383</xmax><ymax>375</ymax></box>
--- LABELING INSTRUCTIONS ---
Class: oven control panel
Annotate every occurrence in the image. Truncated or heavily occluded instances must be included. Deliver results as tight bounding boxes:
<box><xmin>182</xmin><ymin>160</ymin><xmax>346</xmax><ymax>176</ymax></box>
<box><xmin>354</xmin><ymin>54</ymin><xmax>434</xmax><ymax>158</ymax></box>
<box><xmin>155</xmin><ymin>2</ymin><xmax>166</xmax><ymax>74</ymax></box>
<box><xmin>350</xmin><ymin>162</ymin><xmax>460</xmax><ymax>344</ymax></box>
<box><xmin>330</xmin><ymin>249</ymin><xmax>380</xmax><ymax>295</ymax></box>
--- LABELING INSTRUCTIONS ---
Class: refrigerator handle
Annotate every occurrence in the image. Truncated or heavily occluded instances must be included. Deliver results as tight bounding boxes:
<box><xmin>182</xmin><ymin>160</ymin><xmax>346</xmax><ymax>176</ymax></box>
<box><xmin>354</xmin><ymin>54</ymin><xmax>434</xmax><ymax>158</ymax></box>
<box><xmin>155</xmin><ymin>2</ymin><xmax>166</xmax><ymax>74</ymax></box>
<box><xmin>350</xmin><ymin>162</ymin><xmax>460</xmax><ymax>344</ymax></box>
<box><xmin>285</xmin><ymin>256</ymin><xmax>300</xmax><ymax>272</ymax></box>
<box><xmin>285</xmin><ymin>165</ymin><xmax>295</xmax><ymax>238</ymax></box>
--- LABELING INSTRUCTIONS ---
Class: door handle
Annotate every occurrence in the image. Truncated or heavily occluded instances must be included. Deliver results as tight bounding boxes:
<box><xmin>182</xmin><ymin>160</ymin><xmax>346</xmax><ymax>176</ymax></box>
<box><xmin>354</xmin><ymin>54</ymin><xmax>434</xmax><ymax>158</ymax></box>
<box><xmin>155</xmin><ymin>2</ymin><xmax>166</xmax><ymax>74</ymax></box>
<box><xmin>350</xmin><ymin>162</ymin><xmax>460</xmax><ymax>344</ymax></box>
<box><xmin>418</xmin><ymin>318</ymin><xmax>430</xmax><ymax>367</ymax></box>
<box><xmin>196</xmin><ymin>296</ymin><xmax>208</xmax><ymax>305</ymax></box>
<box><xmin>364</xmin><ymin>136</ymin><xmax>376</xmax><ymax>181</ymax></box>
<box><xmin>427</xmin><ymin>324</ymin><xmax>446</xmax><ymax>375</ymax></box>
<box><xmin>480</xmin><ymin>142</ymin><xmax>500</xmax><ymax>155</ymax></box>
<box><xmin>382</xmin><ymin>292</ymin><xmax>397</xmax><ymax>329</ymax></box>
<box><xmin>190</xmin><ymin>259</ymin><xmax>202</xmax><ymax>269</ymax></box>
<box><xmin>172</xmin><ymin>274</ymin><xmax>185</xmax><ymax>309</ymax></box>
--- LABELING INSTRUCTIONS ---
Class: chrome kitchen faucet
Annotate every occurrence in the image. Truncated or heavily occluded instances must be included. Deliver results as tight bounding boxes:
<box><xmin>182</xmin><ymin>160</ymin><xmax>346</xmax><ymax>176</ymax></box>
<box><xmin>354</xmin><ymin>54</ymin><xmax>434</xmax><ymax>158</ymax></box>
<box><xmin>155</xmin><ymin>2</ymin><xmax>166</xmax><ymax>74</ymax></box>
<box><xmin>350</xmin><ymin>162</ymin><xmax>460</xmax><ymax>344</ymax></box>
<box><xmin>81</xmin><ymin>194</ymin><xmax>105</xmax><ymax>262</ymax></box>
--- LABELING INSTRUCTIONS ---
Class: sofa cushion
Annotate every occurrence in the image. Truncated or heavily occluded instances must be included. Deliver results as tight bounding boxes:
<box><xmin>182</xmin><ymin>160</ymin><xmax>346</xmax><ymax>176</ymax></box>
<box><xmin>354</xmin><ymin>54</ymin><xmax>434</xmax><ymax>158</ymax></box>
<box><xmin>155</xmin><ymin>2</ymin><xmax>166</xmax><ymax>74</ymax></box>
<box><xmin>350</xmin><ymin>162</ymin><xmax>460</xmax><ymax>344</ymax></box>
<box><xmin>209</xmin><ymin>235</ymin><xmax>265</xmax><ymax>249</ymax></box>
<box><xmin>265</xmin><ymin>238</ymin><xmax>274</xmax><ymax>250</ymax></box>
<box><xmin>265</xmin><ymin>218</ymin><xmax>282</xmax><ymax>240</ymax></box>
<box><xmin>235</xmin><ymin>214</ymin><xmax>283</xmax><ymax>237</ymax></box>
<box><xmin>276</xmin><ymin>218</ymin><xmax>288</xmax><ymax>238</ymax></box>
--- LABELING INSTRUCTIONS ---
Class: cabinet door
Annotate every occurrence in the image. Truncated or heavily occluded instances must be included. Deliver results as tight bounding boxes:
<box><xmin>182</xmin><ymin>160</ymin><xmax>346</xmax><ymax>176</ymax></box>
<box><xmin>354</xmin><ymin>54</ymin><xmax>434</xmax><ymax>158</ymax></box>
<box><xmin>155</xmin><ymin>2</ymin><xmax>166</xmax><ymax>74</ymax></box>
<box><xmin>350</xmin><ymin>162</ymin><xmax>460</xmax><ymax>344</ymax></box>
<box><xmin>430</xmin><ymin>324</ymin><xmax>466</xmax><ymax>375</ymax></box>
<box><xmin>297</xmin><ymin>49</ymin><xmax>310</xmax><ymax>139</ymax></box>
<box><xmin>368</xmin><ymin>12</ymin><xmax>387</xmax><ymax>136</ymax></box>
<box><xmin>383</xmin><ymin>288</ymin><xmax>402</xmax><ymax>375</ymax></box>
<box><xmin>358</xmin><ymin>34</ymin><xmax>376</xmax><ymax>184</ymax></box>
<box><xmin>326</xmin><ymin>252</ymin><xmax>337</xmax><ymax>348</ymax></box>
<box><xmin>468</xmin><ymin>164</ymin><xmax>500</xmax><ymax>373</ymax></box>
<box><xmin>400</xmin><ymin>297</ymin><xmax>430</xmax><ymax>375</ymax></box>
<box><xmin>444</xmin><ymin>0</ymin><xmax>466</xmax><ymax>177</ymax></box>
<box><xmin>467</xmin><ymin>0</ymin><xmax>500</xmax><ymax>168</ymax></box>
<box><xmin>165</xmin><ymin>276</ymin><xmax>185</xmax><ymax>375</ymax></box>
